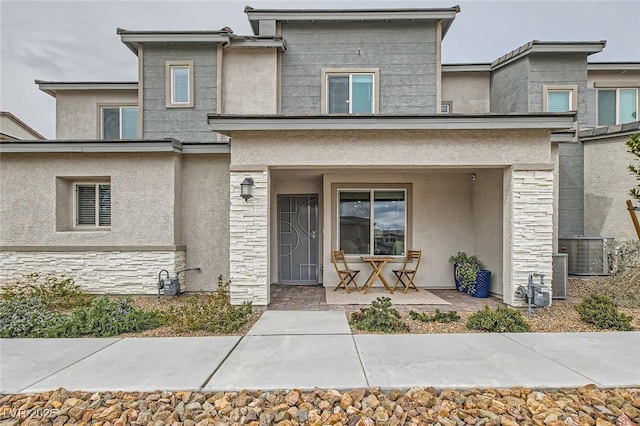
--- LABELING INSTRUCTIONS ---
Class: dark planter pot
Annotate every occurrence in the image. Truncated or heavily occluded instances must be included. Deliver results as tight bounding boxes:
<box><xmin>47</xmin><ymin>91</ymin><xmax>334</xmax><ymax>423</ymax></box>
<box><xmin>453</xmin><ymin>263</ymin><xmax>467</xmax><ymax>293</ymax></box>
<box><xmin>472</xmin><ymin>269</ymin><xmax>492</xmax><ymax>298</ymax></box>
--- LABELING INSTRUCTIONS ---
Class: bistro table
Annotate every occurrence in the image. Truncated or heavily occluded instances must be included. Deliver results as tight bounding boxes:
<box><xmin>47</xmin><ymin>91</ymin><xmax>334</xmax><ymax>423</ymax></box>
<box><xmin>360</xmin><ymin>256</ymin><xmax>395</xmax><ymax>294</ymax></box>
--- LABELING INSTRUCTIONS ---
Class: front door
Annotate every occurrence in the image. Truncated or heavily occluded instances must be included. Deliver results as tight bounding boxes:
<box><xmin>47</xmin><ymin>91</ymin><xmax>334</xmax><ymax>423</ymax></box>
<box><xmin>278</xmin><ymin>194</ymin><xmax>318</xmax><ymax>284</ymax></box>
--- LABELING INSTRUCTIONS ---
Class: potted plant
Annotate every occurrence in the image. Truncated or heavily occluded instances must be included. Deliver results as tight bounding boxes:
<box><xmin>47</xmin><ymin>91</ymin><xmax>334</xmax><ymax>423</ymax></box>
<box><xmin>448</xmin><ymin>251</ymin><xmax>491</xmax><ymax>298</ymax></box>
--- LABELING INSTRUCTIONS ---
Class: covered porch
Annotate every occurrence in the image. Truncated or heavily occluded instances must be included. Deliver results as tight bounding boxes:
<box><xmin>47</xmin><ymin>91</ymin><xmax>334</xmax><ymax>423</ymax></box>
<box><xmin>209</xmin><ymin>113</ymin><xmax>576</xmax><ymax>307</ymax></box>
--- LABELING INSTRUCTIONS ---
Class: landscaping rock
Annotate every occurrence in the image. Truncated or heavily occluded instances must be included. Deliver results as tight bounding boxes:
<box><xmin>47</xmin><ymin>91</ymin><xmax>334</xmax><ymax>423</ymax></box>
<box><xmin>1</xmin><ymin>386</ymin><xmax>639</xmax><ymax>425</ymax></box>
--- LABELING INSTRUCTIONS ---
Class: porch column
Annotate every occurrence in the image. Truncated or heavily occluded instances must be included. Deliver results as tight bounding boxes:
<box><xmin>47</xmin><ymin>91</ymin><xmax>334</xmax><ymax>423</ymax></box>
<box><xmin>229</xmin><ymin>169</ymin><xmax>270</xmax><ymax>306</ymax></box>
<box><xmin>505</xmin><ymin>167</ymin><xmax>554</xmax><ymax>306</ymax></box>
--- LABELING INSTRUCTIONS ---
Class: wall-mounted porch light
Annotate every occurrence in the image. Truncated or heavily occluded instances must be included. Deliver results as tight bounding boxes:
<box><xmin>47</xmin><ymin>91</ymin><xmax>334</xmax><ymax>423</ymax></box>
<box><xmin>240</xmin><ymin>177</ymin><xmax>255</xmax><ymax>201</ymax></box>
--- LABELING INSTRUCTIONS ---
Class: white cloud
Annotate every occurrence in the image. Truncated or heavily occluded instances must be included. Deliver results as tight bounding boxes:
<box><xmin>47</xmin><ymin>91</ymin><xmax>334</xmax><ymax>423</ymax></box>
<box><xmin>1</xmin><ymin>0</ymin><xmax>638</xmax><ymax>139</ymax></box>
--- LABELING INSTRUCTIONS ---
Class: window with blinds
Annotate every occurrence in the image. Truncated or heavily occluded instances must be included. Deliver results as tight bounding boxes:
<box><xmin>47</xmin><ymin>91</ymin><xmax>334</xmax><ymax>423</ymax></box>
<box><xmin>546</xmin><ymin>90</ymin><xmax>572</xmax><ymax>112</ymax></box>
<box><xmin>171</xmin><ymin>66</ymin><xmax>189</xmax><ymax>103</ymax></box>
<box><xmin>166</xmin><ymin>61</ymin><xmax>194</xmax><ymax>107</ymax></box>
<box><xmin>76</xmin><ymin>184</ymin><xmax>111</xmax><ymax>227</ymax></box>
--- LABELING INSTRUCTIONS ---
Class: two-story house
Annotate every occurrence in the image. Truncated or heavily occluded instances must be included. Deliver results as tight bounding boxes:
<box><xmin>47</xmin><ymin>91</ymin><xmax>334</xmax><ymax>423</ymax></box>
<box><xmin>1</xmin><ymin>5</ymin><xmax>638</xmax><ymax>307</ymax></box>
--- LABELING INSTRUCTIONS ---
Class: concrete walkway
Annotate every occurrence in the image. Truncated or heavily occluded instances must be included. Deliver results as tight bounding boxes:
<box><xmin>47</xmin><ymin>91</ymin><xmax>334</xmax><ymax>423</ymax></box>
<box><xmin>1</xmin><ymin>311</ymin><xmax>639</xmax><ymax>394</ymax></box>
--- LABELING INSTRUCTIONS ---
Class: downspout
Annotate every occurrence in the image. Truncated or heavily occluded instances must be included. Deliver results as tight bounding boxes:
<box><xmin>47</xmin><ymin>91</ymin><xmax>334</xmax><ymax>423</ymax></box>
<box><xmin>216</xmin><ymin>43</ymin><xmax>224</xmax><ymax>142</ymax></box>
<box><xmin>138</xmin><ymin>44</ymin><xmax>144</xmax><ymax>137</ymax></box>
<box><xmin>436</xmin><ymin>20</ymin><xmax>442</xmax><ymax>114</ymax></box>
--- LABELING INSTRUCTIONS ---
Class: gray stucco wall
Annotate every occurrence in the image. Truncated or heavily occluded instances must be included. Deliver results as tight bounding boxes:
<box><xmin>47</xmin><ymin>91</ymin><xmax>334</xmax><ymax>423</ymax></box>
<box><xmin>280</xmin><ymin>22</ymin><xmax>438</xmax><ymax>114</ymax></box>
<box><xmin>529</xmin><ymin>53</ymin><xmax>589</xmax><ymax>237</ymax></box>
<box><xmin>490</xmin><ymin>59</ymin><xmax>530</xmax><ymax>113</ymax></box>
<box><xmin>491</xmin><ymin>53</ymin><xmax>590</xmax><ymax>237</ymax></box>
<box><xmin>142</xmin><ymin>44</ymin><xmax>217</xmax><ymax>142</ymax></box>
<box><xmin>528</xmin><ymin>54</ymin><xmax>588</xmax><ymax>126</ymax></box>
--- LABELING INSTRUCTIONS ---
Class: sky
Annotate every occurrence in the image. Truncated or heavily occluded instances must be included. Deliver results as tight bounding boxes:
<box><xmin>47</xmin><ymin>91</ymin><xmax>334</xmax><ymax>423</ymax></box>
<box><xmin>1</xmin><ymin>0</ymin><xmax>639</xmax><ymax>139</ymax></box>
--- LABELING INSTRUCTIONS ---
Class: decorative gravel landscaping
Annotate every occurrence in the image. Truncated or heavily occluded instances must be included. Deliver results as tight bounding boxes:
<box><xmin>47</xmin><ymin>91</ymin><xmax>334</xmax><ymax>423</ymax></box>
<box><xmin>2</xmin><ymin>385</ymin><xmax>639</xmax><ymax>426</ymax></box>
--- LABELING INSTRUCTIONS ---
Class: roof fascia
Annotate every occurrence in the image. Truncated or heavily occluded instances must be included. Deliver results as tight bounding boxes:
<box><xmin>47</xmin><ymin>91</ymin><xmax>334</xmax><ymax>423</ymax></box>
<box><xmin>245</xmin><ymin>6</ymin><xmax>460</xmax><ymax>36</ymax></box>
<box><xmin>0</xmin><ymin>139</ymin><xmax>182</xmax><ymax>154</ymax></box>
<box><xmin>442</xmin><ymin>64</ymin><xmax>491</xmax><ymax>72</ymax></box>
<box><xmin>492</xmin><ymin>41</ymin><xmax>606</xmax><ymax>71</ymax></box>
<box><xmin>207</xmin><ymin>114</ymin><xmax>576</xmax><ymax>136</ymax></box>
<box><xmin>36</xmin><ymin>81</ymin><xmax>138</xmax><ymax>97</ymax></box>
<box><xmin>118</xmin><ymin>30</ymin><xmax>232</xmax><ymax>54</ymax></box>
<box><xmin>588</xmin><ymin>62</ymin><xmax>640</xmax><ymax>71</ymax></box>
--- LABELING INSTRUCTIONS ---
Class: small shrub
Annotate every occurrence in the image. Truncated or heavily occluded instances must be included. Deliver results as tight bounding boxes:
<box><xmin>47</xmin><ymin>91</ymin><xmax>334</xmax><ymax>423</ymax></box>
<box><xmin>1</xmin><ymin>273</ymin><xmax>92</xmax><ymax>309</ymax></box>
<box><xmin>62</xmin><ymin>296</ymin><xmax>163</xmax><ymax>337</ymax></box>
<box><xmin>466</xmin><ymin>305</ymin><xmax>531</xmax><ymax>333</ymax></box>
<box><xmin>0</xmin><ymin>296</ymin><xmax>69</xmax><ymax>338</ymax></box>
<box><xmin>409</xmin><ymin>309</ymin><xmax>461</xmax><ymax>323</ymax></box>
<box><xmin>577</xmin><ymin>294</ymin><xmax>633</xmax><ymax>331</ymax></box>
<box><xmin>164</xmin><ymin>276</ymin><xmax>252</xmax><ymax>334</ymax></box>
<box><xmin>349</xmin><ymin>297</ymin><xmax>408</xmax><ymax>333</ymax></box>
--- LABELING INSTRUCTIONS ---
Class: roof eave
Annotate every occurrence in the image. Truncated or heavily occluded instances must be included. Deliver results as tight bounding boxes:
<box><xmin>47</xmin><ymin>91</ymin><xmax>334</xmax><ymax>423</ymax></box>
<box><xmin>117</xmin><ymin>28</ymin><xmax>233</xmax><ymax>53</ymax></box>
<box><xmin>492</xmin><ymin>41</ymin><xmax>607</xmax><ymax>70</ymax></box>
<box><xmin>36</xmin><ymin>81</ymin><xmax>138</xmax><ymax>97</ymax></box>
<box><xmin>207</xmin><ymin>113</ymin><xmax>576</xmax><ymax>137</ymax></box>
<box><xmin>588</xmin><ymin>62</ymin><xmax>640</xmax><ymax>71</ymax></box>
<box><xmin>245</xmin><ymin>6</ymin><xmax>460</xmax><ymax>35</ymax></box>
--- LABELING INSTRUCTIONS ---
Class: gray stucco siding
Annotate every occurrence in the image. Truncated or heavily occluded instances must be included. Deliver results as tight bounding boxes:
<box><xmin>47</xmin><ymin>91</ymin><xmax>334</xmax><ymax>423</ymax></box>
<box><xmin>490</xmin><ymin>59</ymin><xmax>530</xmax><ymax>114</ymax></box>
<box><xmin>527</xmin><ymin>53</ymin><xmax>589</xmax><ymax>238</ymax></box>
<box><xmin>558</xmin><ymin>142</ymin><xmax>585</xmax><ymax>237</ymax></box>
<box><xmin>528</xmin><ymin>54</ymin><xmax>589</xmax><ymax>125</ymax></box>
<box><xmin>280</xmin><ymin>22</ymin><xmax>438</xmax><ymax>115</ymax></box>
<box><xmin>142</xmin><ymin>45</ymin><xmax>217</xmax><ymax>142</ymax></box>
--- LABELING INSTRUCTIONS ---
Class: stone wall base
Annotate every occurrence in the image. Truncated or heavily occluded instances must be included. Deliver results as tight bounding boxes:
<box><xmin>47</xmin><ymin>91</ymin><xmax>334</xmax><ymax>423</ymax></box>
<box><xmin>0</xmin><ymin>250</ymin><xmax>186</xmax><ymax>295</ymax></box>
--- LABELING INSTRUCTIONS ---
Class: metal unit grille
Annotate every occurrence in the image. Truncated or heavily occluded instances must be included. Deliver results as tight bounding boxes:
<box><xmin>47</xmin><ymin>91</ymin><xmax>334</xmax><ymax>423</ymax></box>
<box><xmin>552</xmin><ymin>253</ymin><xmax>568</xmax><ymax>299</ymax></box>
<box><xmin>559</xmin><ymin>237</ymin><xmax>612</xmax><ymax>276</ymax></box>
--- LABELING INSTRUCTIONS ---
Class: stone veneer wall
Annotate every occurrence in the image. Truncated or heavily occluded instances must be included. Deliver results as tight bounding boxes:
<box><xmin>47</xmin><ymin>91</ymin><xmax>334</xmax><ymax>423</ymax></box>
<box><xmin>0</xmin><ymin>250</ymin><xmax>185</xmax><ymax>295</ymax></box>
<box><xmin>509</xmin><ymin>169</ymin><xmax>554</xmax><ymax>306</ymax></box>
<box><xmin>229</xmin><ymin>170</ymin><xmax>269</xmax><ymax>306</ymax></box>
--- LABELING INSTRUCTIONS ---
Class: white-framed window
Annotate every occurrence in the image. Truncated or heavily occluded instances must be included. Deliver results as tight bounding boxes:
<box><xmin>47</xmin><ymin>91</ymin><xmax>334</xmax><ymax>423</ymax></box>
<box><xmin>75</xmin><ymin>183</ymin><xmax>111</xmax><ymax>227</ymax></box>
<box><xmin>337</xmin><ymin>189</ymin><xmax>406</xmax><ymax>256</ymax></box>
<box><xmin>101</xmin><ymin>106</ymin><xmax>138</xmax><ymax>139</ymax></box>
<box><xmin>441</xmin><ymin>102</ymin><xmax>452</xmax><ymax>114</ymax></box>
<box><xmin>322</xmin><ymin>68</ymin><xmax>379</xmax><ymax>114</ymax></box>
<box><xmin>543</xmin><ymin>85</ymin><xmax>577</xmax><ymax>112</ymax></box>
<box><xmin>166</xmin><ymin>60</ymin><xmax>194</xmax><ymax>107</ymax></box>
<box><xmin>597</xmin><ymin>88</ymin><xmax>638</xmax><ymax>125</ymax></box>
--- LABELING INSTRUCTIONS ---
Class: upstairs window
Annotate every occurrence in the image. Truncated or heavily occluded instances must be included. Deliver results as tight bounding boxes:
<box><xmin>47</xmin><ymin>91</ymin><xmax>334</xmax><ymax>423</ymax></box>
<box><xmin>166</xmin><ymin>61</ymin><xmax>194</xmax><ymax>107</ymax></box>
<box><xmin>75</xmin><ymin>183</ymin><xmax>111</xmax><ymax>227</ymax></box>
<box><xmin>598</xmin><ymin>88</ymin><xmax>638</xmax><ymax>125</ymax></box>
<box><xmin>101</xmin><ymin>106</ymin><xmax>138</xmax><ymax>139</ymax></box>
<box><xmin>322</xmin><ymin>69</ymin><xmax>379</xmax><ymax>114</ymax></box>
<box><xmin>543</xmin><ymin>85</ymin><xmax>577</xmax><ymax>112</ymax></box>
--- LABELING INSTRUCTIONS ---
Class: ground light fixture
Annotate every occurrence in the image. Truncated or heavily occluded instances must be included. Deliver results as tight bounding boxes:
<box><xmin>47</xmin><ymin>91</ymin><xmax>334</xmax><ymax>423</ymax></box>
<box><xmin>240</xmin><ymin>177</ymin><xmax>255</xmax><ymax>201</ymax></box>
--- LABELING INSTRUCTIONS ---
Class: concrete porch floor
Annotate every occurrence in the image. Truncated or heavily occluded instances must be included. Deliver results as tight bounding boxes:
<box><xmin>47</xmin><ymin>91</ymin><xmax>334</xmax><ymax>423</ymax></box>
<box><xmin>268</xmin><ymin>284</ymin><xmax>505</xmax><ymax>311</ymax></box>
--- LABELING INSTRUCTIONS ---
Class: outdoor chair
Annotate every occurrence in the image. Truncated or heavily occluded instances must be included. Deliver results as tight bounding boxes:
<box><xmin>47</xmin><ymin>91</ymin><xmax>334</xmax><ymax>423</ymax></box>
<box><xmin>331</xmin><ymin>249</ymin><xmax>360</xmax><ymax>293</ymax></box>
<box><xmin>392</xmin><ymin>250</ymin><xmax>422</xmax><ymax>293</ymax></box>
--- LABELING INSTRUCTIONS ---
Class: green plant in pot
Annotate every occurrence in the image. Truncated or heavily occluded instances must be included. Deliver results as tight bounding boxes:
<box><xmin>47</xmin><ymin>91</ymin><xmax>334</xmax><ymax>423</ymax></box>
<box><xmin>449</xmin><ymin>251</ymin><xmax>484</xmax><ymax>294</ymax></box>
